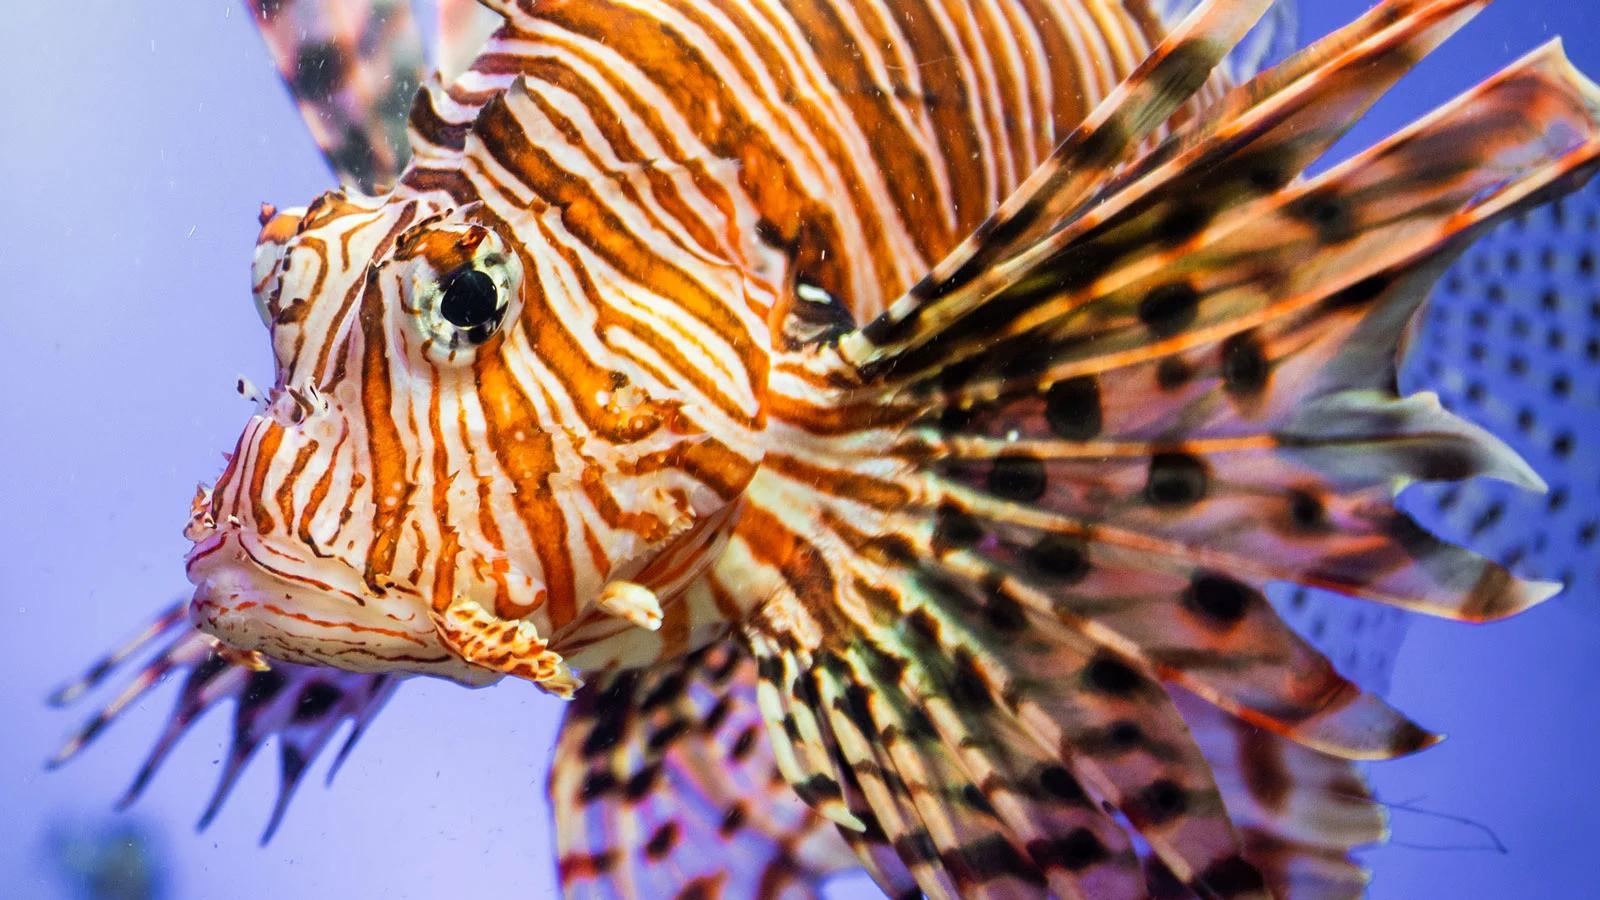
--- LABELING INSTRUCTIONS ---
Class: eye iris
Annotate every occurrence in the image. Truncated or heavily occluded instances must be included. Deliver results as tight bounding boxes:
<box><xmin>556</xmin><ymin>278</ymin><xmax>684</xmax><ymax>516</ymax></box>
<box><xmin>439</xmin><ymin>268</ymin><xmax>502</xmax><ymax>332</ymax></box>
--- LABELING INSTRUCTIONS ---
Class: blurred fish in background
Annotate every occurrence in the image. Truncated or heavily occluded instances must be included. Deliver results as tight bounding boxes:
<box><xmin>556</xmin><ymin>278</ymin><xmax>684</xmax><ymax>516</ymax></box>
<box><xmin>1272</xmin><ymin>132</ymin><xmax>1600</xmax><ymax>702</ymax></box>
<box><xmin>44</xmin><ymin>818</ymin><xmax>168</xmax><ymax>900</ymax></box>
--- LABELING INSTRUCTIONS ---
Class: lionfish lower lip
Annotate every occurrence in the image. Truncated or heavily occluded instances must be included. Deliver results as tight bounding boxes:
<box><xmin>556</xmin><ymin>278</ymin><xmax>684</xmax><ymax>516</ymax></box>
<box><xmin>185</xmin><ymin>529</ymin><xmax>382</xmax><ymax>610</ymax></box>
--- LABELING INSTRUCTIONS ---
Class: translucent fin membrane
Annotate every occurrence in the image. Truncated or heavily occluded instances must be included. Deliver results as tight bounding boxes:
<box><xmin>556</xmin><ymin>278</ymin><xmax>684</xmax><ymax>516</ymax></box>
<box><xmin>50</xmin><ymin>602</ymin><xmax>400</xmax><ymax>843</ymax></box>
<box><xmin>746</xmin><ymin>2</ymin><xmax>1600</xmax><ymax>896</ymax></box>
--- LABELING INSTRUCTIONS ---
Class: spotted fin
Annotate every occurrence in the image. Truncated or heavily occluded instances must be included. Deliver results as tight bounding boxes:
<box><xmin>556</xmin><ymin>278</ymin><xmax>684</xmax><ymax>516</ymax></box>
<box><xmin>49</xmin><ymin>602</ymin><xmax>400</xmax><ymax>843</ymax></box>
<box><xmin>243</xmin><ymin>0</ymin><xmax>427</xmax><ymax>193</ymax></box>
<box><xmin>548</xmin><ymin>641</ymin><xmax>906</xmax><ymax>899</ymax></box>
<box><xmin>1175</xmin><ymin>689</ymin><xmax>1385</xmax><ymax>899</ymax></box>
<box><xmin>743</xmin><ymin>2</ymin><xmax>1600</xmax><ymax>897</ymax></box>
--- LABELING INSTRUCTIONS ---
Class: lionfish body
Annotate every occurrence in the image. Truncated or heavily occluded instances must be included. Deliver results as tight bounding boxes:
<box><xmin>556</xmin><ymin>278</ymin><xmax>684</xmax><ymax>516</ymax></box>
<box><xmin>53</xmin><ymin>0</ymin><xmax>1600</xmax><ymax>897</ymax></box>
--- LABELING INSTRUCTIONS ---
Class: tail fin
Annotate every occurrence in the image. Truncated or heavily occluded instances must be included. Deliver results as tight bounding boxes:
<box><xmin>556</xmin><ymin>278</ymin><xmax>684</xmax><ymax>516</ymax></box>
<box><xmin>49</xmin><ymin>602</ymin><xmax>400</xmax><ymax>843</ymax></box>
<box><xmin>742</xmin><ymin>2</ymin><xmax>1600</xmax><ymax>896</ymax></box>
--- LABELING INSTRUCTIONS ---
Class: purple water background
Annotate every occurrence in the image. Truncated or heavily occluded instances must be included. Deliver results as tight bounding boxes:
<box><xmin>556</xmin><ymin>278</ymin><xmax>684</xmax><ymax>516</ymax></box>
<box><xmin>2</xmin><ymin>2</ymin><xmax>1598</xmax><ymax>897</ymax></box>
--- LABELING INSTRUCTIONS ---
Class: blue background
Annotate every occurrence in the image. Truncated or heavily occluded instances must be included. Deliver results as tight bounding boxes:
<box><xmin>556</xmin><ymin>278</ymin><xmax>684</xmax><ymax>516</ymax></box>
<box><xmin>1</xmin><ymin>2</ymin><xmax>1597</xmax><ymax>897</ymax></box>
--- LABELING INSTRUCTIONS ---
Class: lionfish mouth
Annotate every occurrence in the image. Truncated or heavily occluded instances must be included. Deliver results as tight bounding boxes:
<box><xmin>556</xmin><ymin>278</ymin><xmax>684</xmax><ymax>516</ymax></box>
<box><xmin>183</xmin><ymin>525</ymin><xmax>500</xmax><ymax>686</ymax></box>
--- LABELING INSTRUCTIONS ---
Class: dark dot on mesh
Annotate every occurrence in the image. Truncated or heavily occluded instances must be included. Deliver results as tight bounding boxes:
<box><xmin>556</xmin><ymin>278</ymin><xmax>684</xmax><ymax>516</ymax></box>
<box><xmin>292</xmin><ymin>682</ymin><xmax>342</xmax><ymax>722</ymax></box>
<box><xmin>1580</xmin><ymin>522</ymin><xmax>1598</xmax><ymax>546</ymax></box>
<box><xmin>1553</xmin><ymin>433</ymin><xmax>1574</xmax><ymax>459</ymax></box>
<box><xmin>1084</xmin><ymin>653</ymin><xmax>1143</xmax><ymax>696</ymax></box>
<box><xmin>1508</xmin><ymin>356</ymin><xmax>1528</xmax><ymax>377</ymax></box>
<box><xmin>1505</xmin><ymin>546</ymin><xmax>1527</xmax><ymax>568</ymax></box>
<box><xmin>934</xmin><ymin>504</ymin><xmax>983</xmax><ymax>547</ymax></box>
<box><xmin>1466</xmin><ymin>382</ymin><xmax>1486</xmax><ymax>403</ymax></box>
<box><xmin>1469</xmin><ymin>343</ymin><xmax>1487</xmax><ymax>362</ymax></box>
<box><xmin>1039</xmin><ymin>765</ymin><xmax>1088</xmax><ymax>803</ymax></box>
<box><xmin>1542</xmin><ymin>289</ymin><xmax>1562</xmax><ymax>311</ymax></box>
<box><xmin>1445</xmin><ymin>275</ymin><xmax>1465</xmax><ymax>293</ymax></box>
<box><xmin>1541</xmin><ymin>248</ymin><xmax>1559</xmax><ymax>272</ymax></box>
<box><xmin>1024</xmin><ymin>534</ymin><xmax>1090</xmax><ymax>583</ymax></box>
<box><xmin>1504</xmin><ymin>249</ymin><xmax>1523</xmax><ymax>274</ymax></box>
<box><xmin>1591</xmin><ymin>300</ymin><xmax>1600</xmax><ymax>322</ymax></box>
<box><xmin>1549</xmin><ymin>488</ymin><xmax>1569</xmax><ymax>512</ymax></box>
<box><xmin>1145</xmin><ymin>452</ymin><xmax>1208</xmax><ymax>507</ymax></box>
<box><xmin>1471</xmin><ymin>255</ymin><xmax>1490</xmax><ymax>276</ymax></box>
<box><xmin>1157</xmin><ymin>357</ymin><xmax>1193</xmax><ymax>390</ymax></box>
<box><xmin>1139</xmin><ymin>281</ymin><xmax>1202</xmax><ymax>337</ymax></box>
<box><xmin>1580</xmin><ymin>251</ymin><xmax>1595</xmax><ymax>275</ymax></box>
<box><xmin>1221</xmin><ymin>332</ymin><xmax>1270</xmax><ymax>394</ymax></box>
<box><xmin>1517</xmin><ymin>408</ymin><xmax>1536</xmax><ymax>432</ymax></box>
<box><xmin>1470</xmin><ymin>502</ymin><xmax>1505</xmax><ymax>537</ymax></box>
<box><xmin>1470</xmin><ymin>309</ymin><xmax>1490</xmax><ymax>329</ymax></box>
<box><xmin>1587</xmin><ymin>338</ymin><xmax>1600</xmax><ymax>362</ymax></box>
<box><xmin>988</xmin><ymin>454</ymin><xmax>1047</xmax><ymax>502</ymax></box>
<box><xmin>1486</xmin><ymin>285</ymin><xmax>1506</xmax><ymax>305</ymax></box>
<box><xmin>1549</xmin><ymin>329</ymin><xmax>1566</xmax><ymax>351</ymax></box>
<box><xmin>1132</xmin><ymin>779</ymin><xmax>1189</xmax><ymax>826</ymax></box>
<box><xmin>1552</xmin><ymin>374</ymin><xmax>1572</xmax><ymax>398</ymax></box>
<box><xmin>1511</xmin><ymin>316</ymin><xmax>1532</xmax><ymax>338</ymax></box>
<box><xmin>1184</xmin><ymin>573</ymin><xmax>1256</xmax><ymax>626</ymax></box>
<box><xmin>1045</xmin><ymin>376</ymin><xmax>1103</xmax><ymax>440</ymax></box>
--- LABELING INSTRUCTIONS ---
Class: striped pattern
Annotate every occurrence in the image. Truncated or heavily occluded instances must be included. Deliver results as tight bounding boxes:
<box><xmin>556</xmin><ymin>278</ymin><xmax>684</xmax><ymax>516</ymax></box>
<box><xmin>50</xmin><ymin>1</ymin><xmax>1600</xmax><ymax>898</ymax></box>
<box><xmin>191</xmin><ymin>0</ymin><xmax>1211</xmax><ymax>687</ymax></box>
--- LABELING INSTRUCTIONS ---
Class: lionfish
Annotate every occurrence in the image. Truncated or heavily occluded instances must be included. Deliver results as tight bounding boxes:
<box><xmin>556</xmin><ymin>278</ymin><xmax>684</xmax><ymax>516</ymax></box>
<box><xmin>51</xmin><ymin>0</ymin><xmax>1600</xmax><ymax>896</ymax></box>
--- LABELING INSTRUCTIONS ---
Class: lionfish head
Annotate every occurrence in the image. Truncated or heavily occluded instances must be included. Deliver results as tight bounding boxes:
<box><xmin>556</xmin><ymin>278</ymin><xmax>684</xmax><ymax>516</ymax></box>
<box><xmin>184</xmin><ymin>185</ymin><xmax>763</xmax><ymax>688</ymax></box>
<box><xmin>180</xmin><ymin>192</ymin><xmax>501</xmax><ymax>683</ymax></box>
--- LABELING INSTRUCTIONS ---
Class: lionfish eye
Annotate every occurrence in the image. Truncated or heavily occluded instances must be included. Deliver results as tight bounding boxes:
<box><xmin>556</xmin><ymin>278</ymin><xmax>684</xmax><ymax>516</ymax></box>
<box><xmin>438</xmin><ymin>265</ymin><xmax>505</xmax><ymax>342</ymax></box>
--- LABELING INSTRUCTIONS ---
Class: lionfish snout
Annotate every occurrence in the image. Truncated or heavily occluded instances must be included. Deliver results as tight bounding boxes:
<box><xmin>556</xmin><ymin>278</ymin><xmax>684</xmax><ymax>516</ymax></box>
<box><xmin>179</xmin><ymin>397</ymin><xmax>497</xmax><ymax>685</ymax></box>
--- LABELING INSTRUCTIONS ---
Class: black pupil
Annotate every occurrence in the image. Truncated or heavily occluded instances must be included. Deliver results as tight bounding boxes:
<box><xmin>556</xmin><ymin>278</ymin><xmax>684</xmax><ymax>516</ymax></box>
<box><xmin>439</xmin><ymin>268</ymin><xmax>502</xmax><ymax>333</ymax></box>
